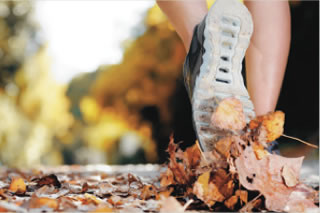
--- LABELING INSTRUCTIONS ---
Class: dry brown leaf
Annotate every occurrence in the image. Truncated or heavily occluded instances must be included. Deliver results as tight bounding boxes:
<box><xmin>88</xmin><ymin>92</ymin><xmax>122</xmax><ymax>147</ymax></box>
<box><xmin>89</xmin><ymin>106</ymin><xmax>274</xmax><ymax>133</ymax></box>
<box><xmin>107</xmin><ymin>195</ymin><xmax>123</xmax><ymax>206</ymax></box>
<box><xmin>211</xmin><ymin>97</ymin><xmax>246</xmax><ymax>131</ymax></box>
<box><xmin>34</xmin><ymin>174</ymin><xmax>61</xmax><ymax>188</ymax></box>
<box><xmin>81</xmin><ymin>182</ymin><xmax>89</xmax><ymax>193</ymax></box>
<box><xmin>220</xmin><ymin>180</ymin><xmax>234</xmax><ymax>198</ymax></box>
<box><xmin>184</xmin><ymin>143</ymin><xmax>201</xmax><ymax>168</ymax></box>
<box><xmin>160</xmin><ymin>168</ymin><xmax>174</xmax><ymax>187</ymax></box>
<box><xmin>215</xmin><ymin>136</ymin><xmax>233</xmax><ymax>158</ymax></box>
<box><xmin>235</xmin><ymin>190</ymin><xmax>248</xmax><ymax>204</ymax></box>
<box><xmin>140</xmin><ymin>185</ymin><xmax>156</xmax><ymax>200</ymax></box>
<box><xmin>224</xmin><ymin>195</ymin><xmax>238</xmax><ymax>210</ymax></box>
<box><xmin>9</xmin><ymin>177</ymin><xmax>26</xmax><ymax>195</ymax></box>
<box><xmin>156</xmin><ymin>187</ymin><xmax>173</xmax><ymax>200</ymax></box>
<box><xmin>166</xmin><ymin>137</ymin><xmax>189</xmax><ymax>185</ymax></box>
<box><xmin>29</xmin><ymin>196</ymin><xmax>58</xmax><ymax>209</ymax></box>
<box><xmin>235</xmin><ymin>143</ymin><xmax>317</xmax><ymax>212</ymax></box>
<box><xmin>57</xmin><ymin>197</ymin><xmax>77</xmax><ymax>210</ymax></box>
<box><xmin>282</xmin><ymin>165</ymin><xmax>299</xmax><ymax>187</ymax></box>
<box><xmin>193</xmin><ymin>171</ymin><xmax>225</xmax><ymax>207</ymax></box>
<box><xmin>212</xmin><ymin>168</ymin><xmax>229</xmax><ymax>188</ymax></box>
<box><xmin>84</xmin><ymin>193</ymin><xmax>101</xmax><ymax>205</ymax></box>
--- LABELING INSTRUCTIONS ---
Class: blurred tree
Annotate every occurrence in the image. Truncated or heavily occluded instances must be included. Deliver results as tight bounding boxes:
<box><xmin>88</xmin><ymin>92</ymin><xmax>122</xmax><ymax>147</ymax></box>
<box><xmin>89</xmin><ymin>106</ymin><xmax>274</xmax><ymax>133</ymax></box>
<box><xmin>0</xmin><ymin>1</ymin><xmax>73</xmax><ymax>167</ymax></box>
<box><xmin>67</xmin><ymin>5</ymin><xmax>185</xmax><ymax>164</ymax></box>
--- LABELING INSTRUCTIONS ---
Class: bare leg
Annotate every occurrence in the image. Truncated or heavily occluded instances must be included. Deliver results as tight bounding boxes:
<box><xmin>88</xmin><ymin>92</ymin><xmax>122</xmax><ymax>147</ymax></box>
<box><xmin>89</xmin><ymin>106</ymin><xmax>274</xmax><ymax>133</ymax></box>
<box><xmin>156</xmin><ymin>0</ymin><xmax>208</xmax><ymax>51</ymax></box>
<box><xmin>244</xmin><ymin>0</ymin><xmax>291</xmax><ymax>116</ymax></box>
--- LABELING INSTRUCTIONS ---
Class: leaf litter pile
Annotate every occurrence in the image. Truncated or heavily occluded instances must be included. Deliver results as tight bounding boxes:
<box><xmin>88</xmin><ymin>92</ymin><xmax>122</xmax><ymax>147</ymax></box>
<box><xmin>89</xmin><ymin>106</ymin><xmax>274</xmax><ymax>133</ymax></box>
<box><xmin>0</xmin><ymin>97</ymin><xmax>319</xmax><ymax>212</ymax></box>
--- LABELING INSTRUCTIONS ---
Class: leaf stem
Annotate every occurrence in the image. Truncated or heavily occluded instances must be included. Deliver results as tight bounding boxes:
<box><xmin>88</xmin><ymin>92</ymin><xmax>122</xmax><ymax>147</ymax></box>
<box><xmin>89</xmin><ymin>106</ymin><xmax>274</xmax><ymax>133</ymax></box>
<box><xmin>282</xmin><ymin>134</ymin><xmax>319</xmax><ymax>149</ymax></box>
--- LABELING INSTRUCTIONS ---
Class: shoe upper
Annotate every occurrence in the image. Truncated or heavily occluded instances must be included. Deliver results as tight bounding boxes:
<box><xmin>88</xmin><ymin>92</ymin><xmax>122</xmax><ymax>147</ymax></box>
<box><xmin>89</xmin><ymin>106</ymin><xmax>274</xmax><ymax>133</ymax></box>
<box><xmin>183</xmin><ymin>16</ymin><xmax>207</xmax><ymax>101</ymax></box>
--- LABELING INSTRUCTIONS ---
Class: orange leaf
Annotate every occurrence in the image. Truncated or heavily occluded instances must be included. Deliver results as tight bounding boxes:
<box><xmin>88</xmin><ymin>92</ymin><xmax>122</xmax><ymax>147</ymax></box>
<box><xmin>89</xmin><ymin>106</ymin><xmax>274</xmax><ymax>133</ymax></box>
<box><xmin>252</xmin><ymin>142</ymin><xmax>269</xmax><ymax>160</ymax></box>
<box><xmin>224</xmin><ymin>195</ymin><xmax>238</xmax><ymax>210</ymax></box>
<box><xmin>92</xmin><ymin>206</ymin><xmax>113</xmax><ymax>212</ymax></box>
<box><xmin>84</xmin><ymin>193</ymin><xmax>101</xmax><ymax>205</ymax></box>
<box><xmin>215</xmin><ymin>136</ymin><xmax>233</xmax><ymax>158</ymax></box>
<box><xmin>9</xmin><ymin>177</ymin><xmax>26</xmax><ymax>195</ymax></box>
<box><xmin>160</xmin><ymin>168</ymin><xmax>174</xmax><ymax>187</ymax></box>
<box><xmin>193</xmin><ymin>171</ymin><xmax>225</xmax><ymax>207</ymax></box>
<box><xmin>29</xmin><ymin>197</ymin><xmax>58</xmax><ymax>209</ymax></box>
<box><xmin>211</xmin><ymin>98</ymin><xmax>246</xmax><ymax>131</ymax></box>
<box><xmin>235</xmin><ymin>190</ymin><xmax>248</xmax><ymax>204</ymax></box>
<box><xmin>140</xmin><ymin>185</ymin><xmax>157</xmax><ymax>200</ymax></box>
<box><xmin>249</xmin><ymin>111</ymin><xmax>285</xmax><ymax>142</ymax></box>
<box><xmin>184</xmin><ymin>143</ymin><xmax>201</xmax><ymax>168</ymax></box>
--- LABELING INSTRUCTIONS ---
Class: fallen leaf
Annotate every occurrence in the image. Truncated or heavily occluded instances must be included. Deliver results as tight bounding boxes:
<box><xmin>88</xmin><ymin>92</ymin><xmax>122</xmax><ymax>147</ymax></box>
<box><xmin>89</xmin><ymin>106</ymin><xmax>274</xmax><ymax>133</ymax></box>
<box><xmin>235</xmin><ymin>190</ymin><xmax>248</xmax><ymax>204</ymax></box>
<box><xmin>224</xmin><ymin>195</ymin><xmax>238</xmax><ymax>210</ymax></box>
<box><xmin>81</xmin><ymin>182</ymin><xmax>89</xmax><ymax>193</ymax></box>
<box><xmin>34</xmin><ymin>174</ymin><xmax>61</xmax><ymax>188</ymax></box>
<box><xmin>84</xmin><ymin>193</ymin><xmax>101</xmax><ymax>205</ymax></box>
<box><xmin>166</xmin><ymin>137</ymin><xmax>189</xmax><ymax>185</ymax></box>
<box><xmin>92</xmin><ymin>205</ymin><xmax>113</xmax><ymax>212</ymax></box>
<box><xmin>9</xmin><ymin>177</ymin><xmax>26</xmax><ymax>195</ymax></box>
<box><xmin>215</xmin><ymin>136</ymin><xmax>233</xmax><ymax>158</ymax></box>
<box><xmin>29</xmin><ymin>196</ymin><xmax>58</xmax><ymax>209</ymax></box>
<box><xmin>220</xmin><ymin>180</ymin><xmax>234</xmax><ymax>198</ymax></box>
<box><xmin>193</xmin><ymin>171</ymin><xmax>225</xmax><ymax>207</ymax></box>
<box><xmin>184</xmin><ymin>143</ymin><xmax>201</xmax><ymax>168</ymax></box>
<box><xmin>107</xmin><ymin>195</ymin><xmax>123</xmax><ymax>206</ymax></box>
<box><xmin>140</xmin><ymin>185</ymin><xmax>156</xmax><ymax>200</ymax></box>
<box><xmin>160</xmin><ymin>168</ymin><xmax>174</xmax><ymax>187</ymax></box>
<box><xmin>156</xmin><ymin>187</ymin><xmax>173</xmax><ymax>200</ymax></box>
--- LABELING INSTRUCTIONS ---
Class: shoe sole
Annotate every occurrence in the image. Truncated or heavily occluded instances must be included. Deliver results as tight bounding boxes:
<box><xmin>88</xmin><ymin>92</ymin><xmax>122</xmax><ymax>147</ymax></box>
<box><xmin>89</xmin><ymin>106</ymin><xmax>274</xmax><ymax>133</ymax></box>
<box><xmin>192</xmin><ymin>0</ymin><xmax>255</xmax><ymax>152</ymax></box>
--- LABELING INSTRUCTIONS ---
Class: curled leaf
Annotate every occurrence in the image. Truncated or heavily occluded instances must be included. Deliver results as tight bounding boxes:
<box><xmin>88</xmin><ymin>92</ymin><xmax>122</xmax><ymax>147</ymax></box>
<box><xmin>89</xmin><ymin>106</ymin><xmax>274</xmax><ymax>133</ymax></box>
<box><xmin>282</xmin><ymin>165</ymin><xmax>299</xmax><ymax>187</ymax></box>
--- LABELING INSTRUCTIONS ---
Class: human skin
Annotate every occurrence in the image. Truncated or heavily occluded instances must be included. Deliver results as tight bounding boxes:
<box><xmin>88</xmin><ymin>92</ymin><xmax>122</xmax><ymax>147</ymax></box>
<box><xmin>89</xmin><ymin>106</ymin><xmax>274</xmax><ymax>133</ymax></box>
<box><xmin>156</xmin><ymin>0</ymin><xmax>291</xmax><ymax>116</ymax></box>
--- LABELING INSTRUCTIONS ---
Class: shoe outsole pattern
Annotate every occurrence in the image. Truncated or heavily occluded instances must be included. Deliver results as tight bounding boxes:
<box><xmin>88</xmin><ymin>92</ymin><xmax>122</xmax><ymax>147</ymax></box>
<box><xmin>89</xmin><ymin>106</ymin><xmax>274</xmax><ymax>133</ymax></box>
<box><xmin>193</xmin><ymin>0</ymin><xmax>255</xmax><ymax>152</ymax></box>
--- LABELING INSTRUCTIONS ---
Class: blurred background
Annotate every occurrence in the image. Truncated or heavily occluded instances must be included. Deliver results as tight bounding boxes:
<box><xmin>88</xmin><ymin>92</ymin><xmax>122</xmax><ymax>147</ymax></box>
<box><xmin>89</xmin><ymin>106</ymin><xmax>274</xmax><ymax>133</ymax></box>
<box><xmin>0</xmin><ymin>0</ymin><xmax>318</xmax><ymax>168</ymax></box>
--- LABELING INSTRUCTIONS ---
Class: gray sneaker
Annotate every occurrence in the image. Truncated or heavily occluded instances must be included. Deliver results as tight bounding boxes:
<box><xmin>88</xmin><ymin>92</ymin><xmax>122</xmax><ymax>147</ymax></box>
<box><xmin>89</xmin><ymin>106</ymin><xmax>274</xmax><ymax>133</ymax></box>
<box><xmin>183</xmin><ymin>0</ymin><xmax>255</xmax><ymax>152</ymax></box>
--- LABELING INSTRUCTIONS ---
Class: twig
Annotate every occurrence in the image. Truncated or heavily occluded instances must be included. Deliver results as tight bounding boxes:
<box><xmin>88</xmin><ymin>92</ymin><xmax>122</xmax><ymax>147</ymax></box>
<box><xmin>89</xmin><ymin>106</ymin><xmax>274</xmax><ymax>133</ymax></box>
<box><xmin>282</xmin><ymin>134</ymin><xmax>318</xmax><ymax>149</ymax></box>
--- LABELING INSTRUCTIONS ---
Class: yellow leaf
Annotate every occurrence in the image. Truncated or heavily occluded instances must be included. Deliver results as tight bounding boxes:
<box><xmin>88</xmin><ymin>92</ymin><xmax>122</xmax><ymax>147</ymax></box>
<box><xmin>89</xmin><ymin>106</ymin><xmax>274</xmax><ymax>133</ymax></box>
<box><xmin>9</xmin><ymin>177</ymin><xmax>26</xmax><ymax>194</ymax></box>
